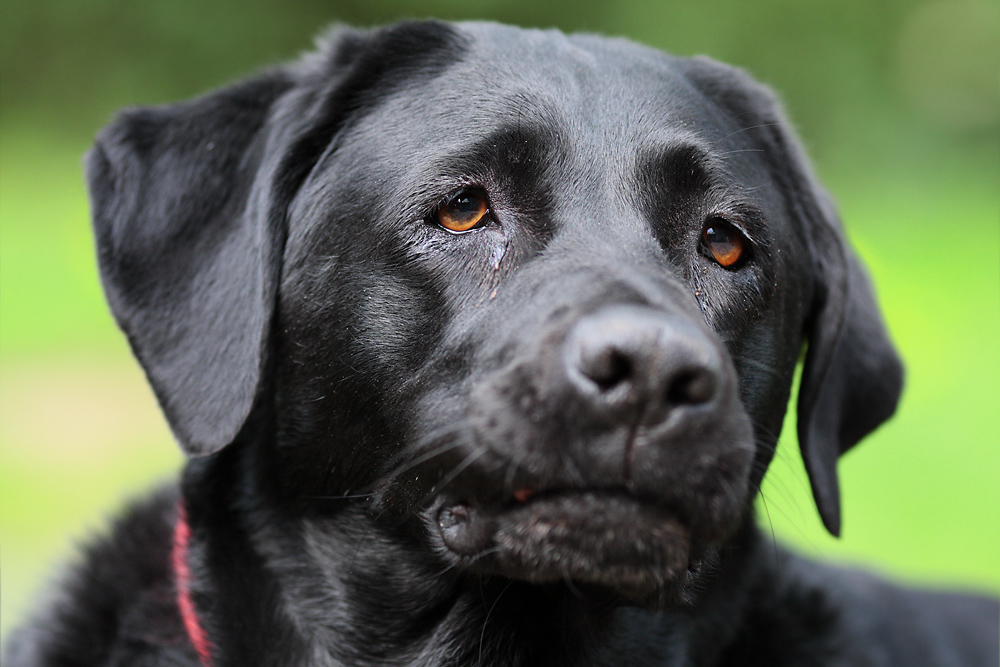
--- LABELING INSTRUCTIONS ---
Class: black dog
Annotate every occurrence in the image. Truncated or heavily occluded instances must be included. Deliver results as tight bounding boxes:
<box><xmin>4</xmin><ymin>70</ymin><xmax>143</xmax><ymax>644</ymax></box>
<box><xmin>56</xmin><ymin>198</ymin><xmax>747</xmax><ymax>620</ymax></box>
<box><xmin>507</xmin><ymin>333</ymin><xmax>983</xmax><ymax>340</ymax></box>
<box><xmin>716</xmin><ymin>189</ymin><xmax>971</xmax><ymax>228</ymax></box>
<box><xmin>6</xmin><ymin>21</ymin><xmax>997</xmax><ymax>667</ymax></box>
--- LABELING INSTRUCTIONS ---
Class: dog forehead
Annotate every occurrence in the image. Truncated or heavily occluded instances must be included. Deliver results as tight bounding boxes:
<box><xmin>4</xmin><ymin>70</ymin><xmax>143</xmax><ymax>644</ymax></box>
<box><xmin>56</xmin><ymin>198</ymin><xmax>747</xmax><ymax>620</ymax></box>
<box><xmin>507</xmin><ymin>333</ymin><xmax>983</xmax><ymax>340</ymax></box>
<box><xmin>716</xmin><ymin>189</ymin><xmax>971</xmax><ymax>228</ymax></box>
<box><xmin>282</xmin><ymin>22</ymin><xmax>797</xmax><ymax>263</ymax></box>
<box><xmin>358</xmin><ymin>25</ymin><xmax>737</xmax><ymax>152</ymax></box>
<box><xmin>312</xmin><ymin>24</ymin><xmax>776</xmax><ymax>208</ymax></box>
<box><xmin>451</xmin><ymin>22</ymin><xmax>716</xmax><ymax>124</ymax></box>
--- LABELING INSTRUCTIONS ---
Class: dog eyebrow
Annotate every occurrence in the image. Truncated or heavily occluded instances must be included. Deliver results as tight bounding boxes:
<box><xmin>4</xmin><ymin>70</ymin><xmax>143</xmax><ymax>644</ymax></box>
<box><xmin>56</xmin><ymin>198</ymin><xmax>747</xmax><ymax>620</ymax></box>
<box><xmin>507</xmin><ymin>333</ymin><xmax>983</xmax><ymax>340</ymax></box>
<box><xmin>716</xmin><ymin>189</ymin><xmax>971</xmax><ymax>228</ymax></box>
<box><xmin>445</xmin><ymin>121</ymin><xmax>565</xmax><ymax>185</ymax></box>
<box><xmin>635</xmin><ymin>139</ymin><xmax>768</xmax><ymax>224</ymax></box>
<box><xmin>636</xmin><ymin>139</ymin><xmax>724</xmax><ymax>196</ymax></box>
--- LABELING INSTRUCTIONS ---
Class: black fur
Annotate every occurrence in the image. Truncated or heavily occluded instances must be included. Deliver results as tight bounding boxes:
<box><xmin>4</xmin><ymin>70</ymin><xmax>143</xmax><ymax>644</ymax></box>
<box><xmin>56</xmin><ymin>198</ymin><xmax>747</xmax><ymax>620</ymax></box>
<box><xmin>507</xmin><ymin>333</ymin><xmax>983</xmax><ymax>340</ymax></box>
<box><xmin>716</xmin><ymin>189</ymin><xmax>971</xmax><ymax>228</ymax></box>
<box><xmin>5</xmin><ymin>21</ymin><xmax>997</xmax><ymax>667</ymax></box>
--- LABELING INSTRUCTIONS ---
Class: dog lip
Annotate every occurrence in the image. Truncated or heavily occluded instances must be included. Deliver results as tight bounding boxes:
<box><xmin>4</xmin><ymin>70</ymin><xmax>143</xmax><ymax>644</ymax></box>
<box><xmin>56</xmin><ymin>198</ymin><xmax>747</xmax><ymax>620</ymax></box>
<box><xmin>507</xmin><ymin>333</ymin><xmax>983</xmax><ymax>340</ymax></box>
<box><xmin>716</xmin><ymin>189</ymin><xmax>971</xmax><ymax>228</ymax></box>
<box><xmin>436</xmin><ymin>490</ymin><xmax>693</xmax><ymax>592</ymax></box>
<box><xmin>512</xmin><ymin>487</ymin><xmax>537</xmax><ymax>503</ymax></box>
<box><xmin>437</xmin><ymin>503</ymin><xmax>498</xmax><ymax>556</ymax></box>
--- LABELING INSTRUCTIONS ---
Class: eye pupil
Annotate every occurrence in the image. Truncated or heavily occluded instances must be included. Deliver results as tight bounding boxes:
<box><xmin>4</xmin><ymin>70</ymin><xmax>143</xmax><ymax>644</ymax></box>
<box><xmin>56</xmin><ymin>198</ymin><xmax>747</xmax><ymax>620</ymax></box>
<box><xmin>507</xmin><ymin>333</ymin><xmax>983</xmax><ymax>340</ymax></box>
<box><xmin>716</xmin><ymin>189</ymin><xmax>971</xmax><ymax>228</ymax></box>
<box><xmin>435</xmin><ymin>190</ymin><xmax>490</xmax><ymax>233</ymax></box>
<box><xmin>702</xmin><ymin>219</ymin><xmax>747</xmax><ymax>268</ymax></box>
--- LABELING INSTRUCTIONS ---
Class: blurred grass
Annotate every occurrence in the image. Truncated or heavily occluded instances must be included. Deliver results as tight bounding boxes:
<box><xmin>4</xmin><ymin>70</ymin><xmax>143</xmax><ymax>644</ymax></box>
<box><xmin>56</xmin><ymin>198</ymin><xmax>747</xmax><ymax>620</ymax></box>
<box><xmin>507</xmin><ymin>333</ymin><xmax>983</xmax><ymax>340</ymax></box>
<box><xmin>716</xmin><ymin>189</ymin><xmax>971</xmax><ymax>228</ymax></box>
<box><xmin>0</xmin><ymin>124</ymin><xmax>185</xmax><ymax>635</ymax></box>
<box><xmin>1</xmin><ymin>0</ymin><xmax>998</xmax><ymax>641</ymax></box>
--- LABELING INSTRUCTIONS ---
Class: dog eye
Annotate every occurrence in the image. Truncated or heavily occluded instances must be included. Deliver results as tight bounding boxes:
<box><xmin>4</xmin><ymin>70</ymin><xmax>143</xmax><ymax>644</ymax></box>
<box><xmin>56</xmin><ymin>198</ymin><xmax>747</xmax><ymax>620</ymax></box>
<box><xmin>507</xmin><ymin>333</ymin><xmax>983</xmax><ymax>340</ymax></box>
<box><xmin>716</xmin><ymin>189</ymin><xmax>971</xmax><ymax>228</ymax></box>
<box><xmin>701</xmin><ymin>219</ymin><xmax>747</xmax><ymax>268</ymax></box>
<box><xmin>435</xmin><ymin>190</ymin><xmax>490</xmax><ymax>233</ymax></box>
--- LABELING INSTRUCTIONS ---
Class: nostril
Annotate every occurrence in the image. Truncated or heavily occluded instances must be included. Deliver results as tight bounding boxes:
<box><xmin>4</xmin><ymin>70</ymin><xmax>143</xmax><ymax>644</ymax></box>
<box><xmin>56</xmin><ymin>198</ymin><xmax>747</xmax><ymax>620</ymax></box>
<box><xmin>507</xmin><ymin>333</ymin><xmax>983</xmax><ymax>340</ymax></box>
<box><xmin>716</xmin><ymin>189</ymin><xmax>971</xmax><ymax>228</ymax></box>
<box><xmin>666</xmin><ymin>368</ymin><xmax>717</xmax><ymax>406</ymax></box>
<box><xmin>582</xmin><ymin>348</ymin><xmax>633</xmax><ymax>392</ymax></box>
<box><xmin>565</xmin><ymin>306</ymin><xmax>725</xmax><ymax>420</ymax></box>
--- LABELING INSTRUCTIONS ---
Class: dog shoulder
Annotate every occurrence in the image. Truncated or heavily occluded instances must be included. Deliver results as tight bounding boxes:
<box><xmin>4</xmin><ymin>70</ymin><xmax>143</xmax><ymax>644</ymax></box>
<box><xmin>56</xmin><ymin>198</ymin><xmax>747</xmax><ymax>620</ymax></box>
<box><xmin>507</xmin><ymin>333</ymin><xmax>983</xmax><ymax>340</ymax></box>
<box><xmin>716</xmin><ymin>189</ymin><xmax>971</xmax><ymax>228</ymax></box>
<box><xmin>725</xmin><ymin>548</ymin><xmax>1000</xmax><ymax>666</ymax></box>
<box><xmin>3</xmin><ymin>486</ymin><xmax>200</xmax><ymax>667</ymax></box>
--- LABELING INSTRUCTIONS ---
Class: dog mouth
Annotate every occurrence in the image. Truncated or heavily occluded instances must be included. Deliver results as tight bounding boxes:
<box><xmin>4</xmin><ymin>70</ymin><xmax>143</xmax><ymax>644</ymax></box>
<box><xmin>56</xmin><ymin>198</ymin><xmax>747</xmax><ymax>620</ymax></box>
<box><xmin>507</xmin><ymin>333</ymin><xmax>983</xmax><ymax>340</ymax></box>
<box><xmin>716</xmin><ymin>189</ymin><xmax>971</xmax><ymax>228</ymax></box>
<box><xmin>435</xmin><ymin>489</ymin><xmax>708</xmax><ymax>604</ymax></box>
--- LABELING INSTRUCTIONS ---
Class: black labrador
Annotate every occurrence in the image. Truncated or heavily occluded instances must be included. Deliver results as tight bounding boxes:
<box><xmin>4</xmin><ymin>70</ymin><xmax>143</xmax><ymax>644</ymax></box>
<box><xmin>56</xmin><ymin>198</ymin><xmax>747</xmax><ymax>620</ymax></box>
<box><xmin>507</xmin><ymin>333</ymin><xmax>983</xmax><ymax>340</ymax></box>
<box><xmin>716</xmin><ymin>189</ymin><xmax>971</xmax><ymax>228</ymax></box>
<box><xmin>6</xmin><ymin>21</ymin><xmax>998</xmax><ymax>667</ymax></box>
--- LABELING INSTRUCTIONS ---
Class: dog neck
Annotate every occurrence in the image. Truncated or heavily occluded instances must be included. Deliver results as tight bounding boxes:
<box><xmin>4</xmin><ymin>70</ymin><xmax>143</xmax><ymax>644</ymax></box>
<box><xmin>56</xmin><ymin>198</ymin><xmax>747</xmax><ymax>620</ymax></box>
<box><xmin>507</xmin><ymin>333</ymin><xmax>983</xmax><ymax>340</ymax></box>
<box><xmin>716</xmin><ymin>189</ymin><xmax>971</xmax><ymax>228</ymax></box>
<box><xmin>180</xmin><ymin>446</ymin><xmax>774</xmax><ymax>667</ymax></box>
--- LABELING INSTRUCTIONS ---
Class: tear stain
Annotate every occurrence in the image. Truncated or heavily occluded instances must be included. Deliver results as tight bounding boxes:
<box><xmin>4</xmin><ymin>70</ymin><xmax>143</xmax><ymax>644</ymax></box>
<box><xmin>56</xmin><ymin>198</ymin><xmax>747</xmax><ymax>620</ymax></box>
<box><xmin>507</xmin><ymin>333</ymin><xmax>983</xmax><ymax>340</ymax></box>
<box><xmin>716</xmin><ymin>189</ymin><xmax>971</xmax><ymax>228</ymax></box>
<box><xmin>485</xmin><ymin>239</ymin><xmax>507</xmax><ymax>301</ymax></box>
<box><xmin>490</xmin><ymin>242</ymin><xmax>505</xmax><ymax>271</ymax></box>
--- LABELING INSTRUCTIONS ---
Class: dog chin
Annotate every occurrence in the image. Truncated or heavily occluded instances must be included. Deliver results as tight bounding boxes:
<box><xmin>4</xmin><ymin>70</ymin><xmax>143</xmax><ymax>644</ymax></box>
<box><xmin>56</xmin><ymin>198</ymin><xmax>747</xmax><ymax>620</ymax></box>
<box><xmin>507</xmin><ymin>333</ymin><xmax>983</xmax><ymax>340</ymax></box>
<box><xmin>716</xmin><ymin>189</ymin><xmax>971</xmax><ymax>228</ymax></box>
<box><xmin>434</xmin><ymin>490</ymin><xmax>722</xmax><ymax>608</ymax></box>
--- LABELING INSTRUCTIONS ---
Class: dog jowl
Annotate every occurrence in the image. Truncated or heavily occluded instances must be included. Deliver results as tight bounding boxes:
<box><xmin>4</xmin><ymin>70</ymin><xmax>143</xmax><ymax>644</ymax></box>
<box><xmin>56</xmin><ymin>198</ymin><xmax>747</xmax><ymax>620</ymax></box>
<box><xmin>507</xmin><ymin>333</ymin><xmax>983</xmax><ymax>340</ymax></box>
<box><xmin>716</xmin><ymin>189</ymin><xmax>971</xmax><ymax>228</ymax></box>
<box><xmin>6</xmin><ymin>21</ymin><xmax>998</xmax><ymax>667</ymax></box>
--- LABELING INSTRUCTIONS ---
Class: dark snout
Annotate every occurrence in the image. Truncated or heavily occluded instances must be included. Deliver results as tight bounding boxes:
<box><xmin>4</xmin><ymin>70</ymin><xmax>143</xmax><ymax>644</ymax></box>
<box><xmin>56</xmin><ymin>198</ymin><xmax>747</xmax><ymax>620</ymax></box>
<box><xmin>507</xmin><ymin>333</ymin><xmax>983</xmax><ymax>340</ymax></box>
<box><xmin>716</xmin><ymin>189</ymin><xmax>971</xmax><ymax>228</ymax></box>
<box><xmin>565</xmin><ymin>305</ymin><xmax>723</xmax><ymax>431</ymax></box>
<box><xmin>422</xmin><ymin>287</ymin><xmax>755</xmax><ymax>603</ymax></box>
<box><xmin>457</xmin><ymin>298</ymin><xmax>751</xmax><ymax>496</ymax></box>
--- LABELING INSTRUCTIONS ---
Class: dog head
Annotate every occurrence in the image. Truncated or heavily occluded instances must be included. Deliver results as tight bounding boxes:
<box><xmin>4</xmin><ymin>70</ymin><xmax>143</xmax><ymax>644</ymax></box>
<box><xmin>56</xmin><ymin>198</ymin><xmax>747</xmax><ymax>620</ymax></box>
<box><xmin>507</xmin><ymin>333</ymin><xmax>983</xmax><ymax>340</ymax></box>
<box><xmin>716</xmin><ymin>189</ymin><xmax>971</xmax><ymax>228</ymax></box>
<box><xmin>86</xmin><ymin>22</ymin><xmax>902</xmax><ymax>606</ymax></box>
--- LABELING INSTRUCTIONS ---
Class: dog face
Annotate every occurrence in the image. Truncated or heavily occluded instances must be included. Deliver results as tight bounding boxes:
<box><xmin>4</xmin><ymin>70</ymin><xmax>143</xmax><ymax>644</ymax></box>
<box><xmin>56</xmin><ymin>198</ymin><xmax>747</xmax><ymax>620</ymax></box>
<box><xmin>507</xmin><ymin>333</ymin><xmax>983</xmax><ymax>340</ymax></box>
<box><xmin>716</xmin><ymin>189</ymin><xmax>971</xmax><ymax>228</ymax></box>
<box><xmin>87</xmin><ymin>22</ymin><xmax>902</xmax><ymax>606</ymax></box>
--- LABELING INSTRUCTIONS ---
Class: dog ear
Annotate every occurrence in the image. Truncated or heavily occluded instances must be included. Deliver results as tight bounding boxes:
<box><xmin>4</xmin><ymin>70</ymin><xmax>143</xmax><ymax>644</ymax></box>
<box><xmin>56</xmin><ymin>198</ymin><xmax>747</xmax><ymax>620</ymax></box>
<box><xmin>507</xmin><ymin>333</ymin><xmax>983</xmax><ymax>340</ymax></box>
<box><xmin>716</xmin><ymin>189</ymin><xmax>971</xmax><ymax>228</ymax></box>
<box><xmin>86</xmin><ymin>72</ymin><xmax>293</xmax><ymax>456</ymax></box>
<box><xmin>678</xmin><ymin>56</ymin><xmax>904</xmax><ymax>536</ymax></box>
<box><xmin>87</xmin><ymin>22</ymin><xmax>471</xmax><ymax>457</ymax></box>
<box><xmin>796</xmin><ymin>197</ymin><xmax>904</xmax><ymax>537</ymax></box>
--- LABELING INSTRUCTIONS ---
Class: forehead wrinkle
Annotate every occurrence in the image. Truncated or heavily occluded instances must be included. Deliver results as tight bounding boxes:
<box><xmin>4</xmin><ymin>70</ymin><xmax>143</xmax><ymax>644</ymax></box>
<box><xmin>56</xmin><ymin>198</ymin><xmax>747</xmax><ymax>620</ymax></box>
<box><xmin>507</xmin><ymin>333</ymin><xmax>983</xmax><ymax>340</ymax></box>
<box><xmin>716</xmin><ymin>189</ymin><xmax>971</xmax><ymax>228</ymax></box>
<box><xmin>449</xmin><ymin>123</ymin><xmax>562</xmax><ymax>176</ymax></box>
<box><xmin>635</xmin><ymin>136</ymin><xmax>728</xmax><ymax>191</ymax></box>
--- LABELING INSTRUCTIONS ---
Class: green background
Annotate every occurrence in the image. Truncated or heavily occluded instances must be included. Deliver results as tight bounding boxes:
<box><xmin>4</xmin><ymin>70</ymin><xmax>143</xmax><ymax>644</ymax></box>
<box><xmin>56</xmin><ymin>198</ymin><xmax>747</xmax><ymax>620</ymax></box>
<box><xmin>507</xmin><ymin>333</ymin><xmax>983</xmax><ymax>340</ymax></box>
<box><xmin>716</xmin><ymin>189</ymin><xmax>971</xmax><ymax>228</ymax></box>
<box><xmin>2</xmin><ymin>0</ymin><xmax>998</xmax><ymax>637</ymax></box>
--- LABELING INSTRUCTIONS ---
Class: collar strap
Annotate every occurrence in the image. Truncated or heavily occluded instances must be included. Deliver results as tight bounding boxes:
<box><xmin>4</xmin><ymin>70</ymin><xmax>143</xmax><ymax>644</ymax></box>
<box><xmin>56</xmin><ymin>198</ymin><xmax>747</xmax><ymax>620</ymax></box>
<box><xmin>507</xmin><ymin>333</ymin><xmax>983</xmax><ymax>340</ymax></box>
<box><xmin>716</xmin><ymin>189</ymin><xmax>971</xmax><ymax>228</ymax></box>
<box><xmin>172</xmin><ymin>501</ymin><xmax>214</xmax><ymax>667</ymax></box>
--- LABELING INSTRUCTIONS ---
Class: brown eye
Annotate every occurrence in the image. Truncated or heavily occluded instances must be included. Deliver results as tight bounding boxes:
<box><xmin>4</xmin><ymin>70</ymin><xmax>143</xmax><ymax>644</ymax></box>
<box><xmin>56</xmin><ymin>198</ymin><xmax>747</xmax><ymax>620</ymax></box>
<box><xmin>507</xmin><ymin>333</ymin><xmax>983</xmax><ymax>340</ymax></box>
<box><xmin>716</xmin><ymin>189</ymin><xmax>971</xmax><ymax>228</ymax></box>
<box><xmin>435</xmin><ymin>190</ymin><xmax>490</xmax><ymax>233</ymax></box>
<box><xmin>701</xmin><ymin>219</ymin><xmax>747</xmax><ymax>268</ymax></box>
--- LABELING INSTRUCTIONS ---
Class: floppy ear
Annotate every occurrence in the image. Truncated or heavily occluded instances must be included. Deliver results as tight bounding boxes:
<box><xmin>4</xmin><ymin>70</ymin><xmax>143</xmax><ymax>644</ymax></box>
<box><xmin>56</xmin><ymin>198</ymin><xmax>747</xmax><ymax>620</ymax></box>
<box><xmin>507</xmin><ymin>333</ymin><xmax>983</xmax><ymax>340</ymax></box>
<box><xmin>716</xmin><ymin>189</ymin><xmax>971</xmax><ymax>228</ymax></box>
<box><xmin>796</xmin><ymin>196</ymin><xmax>904</xmax><ymax>536</ymax></box>
<box><xmin>87</xmin><ymin>22</ymin><xmax>472</xmax><ymax>457</ymax></box>
<box><xmin>678</xmin><ymin>56</ymin><xmax>904</xmax><ymax>536</ymax></box>
<box><xmin>86</xmin><ymin>72</ymin><xmax>293</xmax><ymax>456</ymax></box>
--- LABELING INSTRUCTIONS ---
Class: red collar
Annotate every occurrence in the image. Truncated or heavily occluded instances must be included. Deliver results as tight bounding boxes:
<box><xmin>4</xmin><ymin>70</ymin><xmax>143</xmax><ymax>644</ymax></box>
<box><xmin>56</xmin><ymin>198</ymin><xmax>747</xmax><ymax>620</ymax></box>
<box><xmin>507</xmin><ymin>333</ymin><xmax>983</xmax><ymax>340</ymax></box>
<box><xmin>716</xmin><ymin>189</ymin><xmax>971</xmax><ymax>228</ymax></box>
<box><xmin>172</xmin><ymin>501</ymin><xmax>214</xmax><ymax>667</ymax></box>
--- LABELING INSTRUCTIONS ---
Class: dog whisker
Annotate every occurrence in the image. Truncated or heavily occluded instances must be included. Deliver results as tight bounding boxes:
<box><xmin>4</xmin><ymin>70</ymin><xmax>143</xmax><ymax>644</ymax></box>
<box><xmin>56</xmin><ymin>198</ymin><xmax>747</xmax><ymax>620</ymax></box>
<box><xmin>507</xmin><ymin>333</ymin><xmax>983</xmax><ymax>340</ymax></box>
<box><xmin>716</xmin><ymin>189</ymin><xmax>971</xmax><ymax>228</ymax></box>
<box><xmin>733</xmin><ymin>355</ymin><xmax>785</xmax><ymax>381</ymax></box>
<box><xmin>416</xmin><ymin>445</ymin><xmax>491</xmax><ymax>509</ymax></box>
<box><xmin>502</xmin><ymin>452</ymin><xmax>526</xmax><ymax>499</ymax></box>
<box><xmin>347</xmin><ymin>507</ymin><xmax>389</xmax><ymax>577</ymax></box>
<box><xmin>560</xmin><ymin>448</ymin><xmax>587</xmax><ymax>487</ymax></box>
<box><xmin>756</xmin><ymin>488</ymin><xmax>780</xmax><ymax>571</ymax></box>
<box><xmin>381</xmin><ymin>426</ymin><xmax>468</xmax><ymax>483</ymax></box>
<box><xmin>709</xmin><ymin>121</ymin><xmax>781</xmax><ymax>146</ymax></box>
<box><xmin>560</xmin><ymin>566</ymin><xmax>585</xmax><ymax>600</ymax></box>
<box><xmin>478</xmin><ymin>579</ymin><xmax>515</xmax><ymax>667</ymax></box>
<box><xmin>459</xmin><ymin>545</ymin><xmax>504</xmax><ymax>572</ymax></box>
<box><xmin>710</xmin><ymin>469</ymin><xmax>741</xmax><ymax>510</ymax></box>
<box><xmin>748</xmin><ymin>418</ymin><xmax>781</xmax><ymax>448</ymax></box>
<box><xmin>717</xmin><ymin>148</ymin><xmax>766</xmax><ymax>156</ymax></box>
<box><xmin>298</xmin><ymin>493</ymin><xmax>376</xmax><ymax>501</ymax></box>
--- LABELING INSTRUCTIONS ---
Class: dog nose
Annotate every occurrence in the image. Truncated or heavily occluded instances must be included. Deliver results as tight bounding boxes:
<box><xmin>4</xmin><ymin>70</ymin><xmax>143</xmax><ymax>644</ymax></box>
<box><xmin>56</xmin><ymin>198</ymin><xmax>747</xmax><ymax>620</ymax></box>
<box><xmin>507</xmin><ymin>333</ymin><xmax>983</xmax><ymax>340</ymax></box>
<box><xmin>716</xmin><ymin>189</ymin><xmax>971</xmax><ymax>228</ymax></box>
<box><xmin>564</xmin><ymin>305</ymin><xmax>722</xmax><ymax>423</ymax></box>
